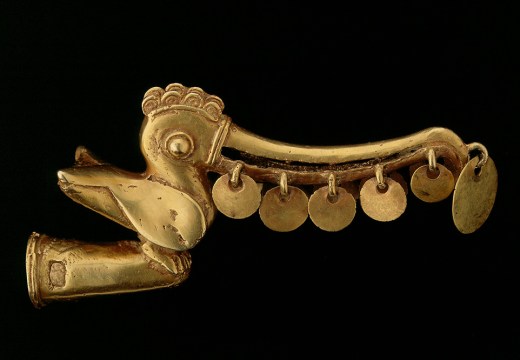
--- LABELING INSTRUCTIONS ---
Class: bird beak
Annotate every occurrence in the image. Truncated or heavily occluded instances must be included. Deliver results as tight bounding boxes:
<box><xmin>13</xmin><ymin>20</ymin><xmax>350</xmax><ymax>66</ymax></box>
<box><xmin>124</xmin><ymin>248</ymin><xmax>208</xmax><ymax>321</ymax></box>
<box><xmin>57</xmin><ymin>159</ymin><xmax>137</xmax><ymax>231</ymax></box>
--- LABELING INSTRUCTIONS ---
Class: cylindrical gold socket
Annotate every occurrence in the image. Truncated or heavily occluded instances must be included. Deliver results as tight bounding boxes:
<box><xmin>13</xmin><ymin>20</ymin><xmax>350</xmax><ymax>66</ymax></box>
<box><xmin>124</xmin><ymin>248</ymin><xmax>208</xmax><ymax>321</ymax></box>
<box><xmin>26</xmin><ymin>232</ymin><xmax>191</xmax><ymax>308</ymax></box>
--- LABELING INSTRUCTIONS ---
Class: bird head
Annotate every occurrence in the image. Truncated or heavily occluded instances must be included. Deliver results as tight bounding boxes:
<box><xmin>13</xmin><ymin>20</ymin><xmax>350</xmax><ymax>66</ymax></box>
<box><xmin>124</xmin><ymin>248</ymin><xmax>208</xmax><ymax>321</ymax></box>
<box><xmin>55</xmin><ymin>84</ymin><xmax>230</xmax><ymax>250</ymax></box>
<box><xmin>139</xmin><ymin>83</ymin><xmax>228</xmax><ymax>181</ymax></box>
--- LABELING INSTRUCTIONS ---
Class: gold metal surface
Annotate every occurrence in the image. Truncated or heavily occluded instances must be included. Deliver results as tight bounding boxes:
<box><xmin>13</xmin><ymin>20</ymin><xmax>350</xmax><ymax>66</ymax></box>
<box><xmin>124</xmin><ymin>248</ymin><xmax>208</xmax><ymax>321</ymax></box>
<box><xmin>389</xmin><ymin>171</ymin><xmax>409</xmax><ymax>195</ymax></box>
<box><xmin>25</xmin><ymin>82</ymin><xmax>498</xmax><ymax>307</ymax></box>
<box><xmin>26</xmin><ymin>232</ymin><xmax>191</xmax><ymax>308</ymax></box>
<box><xmin>224</xmin><ymin>124</ymin><xmax>469</xmax><ymax>166</ymax></box>
<box><xmin>308</xmin><ymin>186</ymin><xmax>356</xmax><ymax>231</ymax></box>
<box><xmin>328</xmin><ymin>173</ymin><xmax>338</xmax><ymax>198</ymax></box>
<box><xmin>410</xmin><ymin>164</ymin><xmax>455</xmax><ymax>203</ymax></box>
<box><xmin>360</xmin><ymin>177</ymin><xmax>407</xmax><ymax>222</ymax></box>
<box><xmin>452</xmin><ymin>156</ymin><xmax>498</xmax><ymax>234</ymax></box>
<box><xmin>212</xmin><ymin>173</ymin><xmax>262</xmax><ymax>219</ymax></box>
<box><xmin>259</xmin><ymin>186</ymin><xmax>309</xmax><ymax>232</ymax></box>
<box><xmin>341</xmin><ymin>181</ymin><xmax>360</xmax><ymax>200</ymax></box>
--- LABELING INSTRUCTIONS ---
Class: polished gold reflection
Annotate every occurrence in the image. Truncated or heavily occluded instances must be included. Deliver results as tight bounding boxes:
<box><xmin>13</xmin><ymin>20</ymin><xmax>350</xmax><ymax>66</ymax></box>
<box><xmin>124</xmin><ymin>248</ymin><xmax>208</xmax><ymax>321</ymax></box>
<box><xmin>26</xmin><ymin>83</ymin><xmax>497</xmax><ymax>307</ymax></box>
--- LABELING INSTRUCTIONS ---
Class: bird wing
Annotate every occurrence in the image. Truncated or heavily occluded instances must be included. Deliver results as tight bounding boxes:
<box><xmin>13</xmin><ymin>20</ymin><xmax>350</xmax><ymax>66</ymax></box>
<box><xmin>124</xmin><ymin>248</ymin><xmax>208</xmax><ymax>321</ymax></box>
<box><xmin>110</xmin><ymin>179</ymin><xmax>206</xmax><ymax>251</ymax></box>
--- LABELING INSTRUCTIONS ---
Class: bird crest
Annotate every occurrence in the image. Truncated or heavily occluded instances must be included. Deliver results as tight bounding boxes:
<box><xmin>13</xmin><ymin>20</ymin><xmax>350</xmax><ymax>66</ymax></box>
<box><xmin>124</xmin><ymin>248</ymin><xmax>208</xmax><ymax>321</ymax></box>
<box><xmin>141</xmin><ymin>83</ymin><xmax>225</xmax><ymax>122</ymax></box>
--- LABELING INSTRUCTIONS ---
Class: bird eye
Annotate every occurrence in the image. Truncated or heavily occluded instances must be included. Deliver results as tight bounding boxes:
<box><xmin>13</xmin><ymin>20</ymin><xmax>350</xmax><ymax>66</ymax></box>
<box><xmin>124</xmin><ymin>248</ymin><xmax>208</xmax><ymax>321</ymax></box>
<box><xmin>165</xmin><ymin>132</ymin><xmax>194</xmax><ymax>159</ymax></box>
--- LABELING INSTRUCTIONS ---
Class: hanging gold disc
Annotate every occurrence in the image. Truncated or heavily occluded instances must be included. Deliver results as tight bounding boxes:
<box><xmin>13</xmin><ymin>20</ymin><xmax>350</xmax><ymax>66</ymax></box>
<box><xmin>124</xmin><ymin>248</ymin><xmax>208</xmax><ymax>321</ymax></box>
<box><xmin>308</xmin><ymin>186</ymin><xmax>356</xmax><ymax>231</ymax></box>
<box><xmin>389</xmin><ymin>171</ymin><xmax>408</xmax><ymax>195</ymax></box>
<box><xmin>452</xmin><ymin>156</ymin><xmax>498</xmax><ymax>234</ymax></box>
<box><xmin>359</xmin><ymin>177</ymin><xmax>407</xmax><ymax>222</ymax></box>
<box><xmin>341</xmin><ymin>181</ymin><xmax>360</xmax><ymax>199</ymax></box>
<box><xmin>410</xmin><ymin>163</ymin><xmax>455</xmax><ymax>203</ymax></box>
<box><xmin>259</xmin><ymin>186</ymin><xmax>309</xmax><ymax>232</ymax></box>
<box><xmin>212</xmin><ymin>174</ymin><xmax>262</xmax><ymax>219</ymax></box>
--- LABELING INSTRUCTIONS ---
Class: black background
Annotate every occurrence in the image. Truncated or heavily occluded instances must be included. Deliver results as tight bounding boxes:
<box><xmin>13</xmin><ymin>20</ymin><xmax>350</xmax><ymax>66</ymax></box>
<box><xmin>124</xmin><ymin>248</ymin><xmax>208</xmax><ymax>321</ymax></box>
<box><xmin>1</xmin><ymin>1</ymin><xmax>518</xmax><ymax>359</ymax></box>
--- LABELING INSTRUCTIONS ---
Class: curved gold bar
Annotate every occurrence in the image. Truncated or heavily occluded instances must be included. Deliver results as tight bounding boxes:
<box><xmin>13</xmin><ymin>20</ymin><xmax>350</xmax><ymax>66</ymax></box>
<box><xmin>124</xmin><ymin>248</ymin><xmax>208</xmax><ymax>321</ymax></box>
<box><xmin>223</xmin><ymin>125</ymin><xmax>468</xmax><ymax>165</ymax></box>
<box><xmin>216</xmin><ymin>143</ymin><xmax>465</xmax><ymax>186</ymax></box>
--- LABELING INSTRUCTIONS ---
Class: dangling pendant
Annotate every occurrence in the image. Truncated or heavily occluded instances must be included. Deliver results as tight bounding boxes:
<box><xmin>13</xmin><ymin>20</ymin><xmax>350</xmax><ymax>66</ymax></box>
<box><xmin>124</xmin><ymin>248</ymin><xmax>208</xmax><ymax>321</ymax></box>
<box><xmin>452</xmin><ymin>143</ymin><xmax>498</xmax><ymax>234</ymax></box>
<box><xmin>360</xmin><ymin>164</ymin><xmax>407</xmax><ymax>222</ymax></box>
<box><xmin>411</xmin><ymin>149</ymin><xmax>455</xmax><ymax>203</ymax></box>
<box><xmin>340</xmin><ymin>181</ymin><xmax>360</xmax><ymax>199</ymax></box>
<box><xmin>259</xmin><ymin>172</ymin><xmax>309</xmax><ymax>232</ymax></box>
<box><xmin>308</xmin><ymin>173</ymin><xmax>356</xmax><ymax>232</ymax></box>
<box><xmin>212</xmin><ymin>163</ymin><xmax>262</xmax><ymax>219</ymax></box>
<box><xmin>389</xmin><ymin>171</ymin><xmax>409</xmax><ymax>195</ymax></box>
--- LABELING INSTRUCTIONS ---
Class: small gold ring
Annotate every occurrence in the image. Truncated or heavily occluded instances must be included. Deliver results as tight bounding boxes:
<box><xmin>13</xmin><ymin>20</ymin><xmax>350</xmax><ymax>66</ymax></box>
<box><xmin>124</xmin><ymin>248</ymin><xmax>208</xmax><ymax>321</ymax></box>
<box><xmin>328</xmin><ymin>173</ymin><xmax>337</xmax><ymax>198</ymax></box>
<box><xmin>467</xmin><ymin>142</ymin><xmax>489</xmax><ymax>169</ymax></box>
<box><xmin>280</xmin><ymin>172</ymin><xmax>289</xmax><ymax>197</ymax></box>
<box><xmin>375</xmin><ymin>164</ymin><xmax>386</xmax><ymax>190</ymax></box>
<box><xmin>230</xmin><ymin>162</ymin><xmax>243</xmax><ymax>188</ymax></box>
<box><xmin>428</xmin><ymin>148</ymin><xmax>437</xmax><ymax>171</ymax></box>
